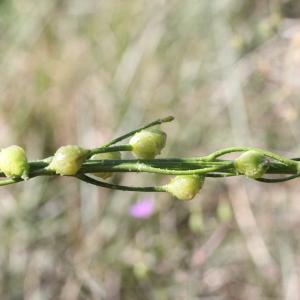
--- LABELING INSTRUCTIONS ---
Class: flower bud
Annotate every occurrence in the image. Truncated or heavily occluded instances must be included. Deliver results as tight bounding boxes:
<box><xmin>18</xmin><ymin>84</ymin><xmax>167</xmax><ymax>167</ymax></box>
<box><xmin>165</xmin><ymin>175</ymin><xmax>205</xmax><ymax>201</ymax></box>
<box><xmin>90</xmin><ymin>151</ymin><xmax>121</xmax><ymax>179</ymax></box>
<box><xmin>234</xmin><ymin>150</ymin><xmax>269</xmax><ymax>179</ymax></box>
<box><xmin>47</xmin><ymin>145</ymin><xmax>88</xmax><ymax>176</ymax></box>
<box><xmin>129</xmin><ymin>128</ymin><xmax>167</xmax><ymax>159</ymax></box>
<box><xmin>0</xmin><ymin>145</ymin><xmax>29</xmax><ymax>179</ymax></box>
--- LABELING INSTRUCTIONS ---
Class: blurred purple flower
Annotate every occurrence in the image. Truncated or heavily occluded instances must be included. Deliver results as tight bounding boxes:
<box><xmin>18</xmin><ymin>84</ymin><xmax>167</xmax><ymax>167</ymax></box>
<box><xmin>129</xmin><ymin>198</ymin><xmax>154</xmax><ymax>219</ymax></box>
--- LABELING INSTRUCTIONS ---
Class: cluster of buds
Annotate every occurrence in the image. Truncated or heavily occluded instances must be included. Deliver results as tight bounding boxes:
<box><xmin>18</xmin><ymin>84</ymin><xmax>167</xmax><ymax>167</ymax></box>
<box><xmin>48</xmin><ymin>128</ymin><xmax>204</xmax><ymax>200</ymax></box>
<box><xmin>0</xmin><ymin>124</ymin><xmax>206</xmax><ymax>201</ymax></box>
<box><xmin>128</xmin><ymin>128</ymin><xmax>205</xmax><ymax>200</ymax></box>
<box><xmin>0</xmin><ymin>116</ymin><xmax>299</xmax><ymax>201</ymax></box>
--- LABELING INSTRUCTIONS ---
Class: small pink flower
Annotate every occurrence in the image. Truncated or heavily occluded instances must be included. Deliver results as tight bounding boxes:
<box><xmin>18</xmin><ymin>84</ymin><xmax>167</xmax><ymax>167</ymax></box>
<box><xmin>129</xmin><ymin>198</ymin><xmax>154</xmax><ymax>219</ymax></box>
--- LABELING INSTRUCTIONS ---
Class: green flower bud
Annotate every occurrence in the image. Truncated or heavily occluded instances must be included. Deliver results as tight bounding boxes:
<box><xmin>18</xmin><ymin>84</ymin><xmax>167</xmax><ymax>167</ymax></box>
<box><xmin>129</xmin><ymin>129</ymin><xmax>167</xmax><ymax>159</ymax></box>
<box><xmin>234</xmin><ymin>150</ymin><xmax>269</xmax><ymax>179</ymax></box>
<box><xmin>90</xmin><ymin>151</ymin><xmax>121</xmax><ymax>179</ymax></box>
<box><xmin>165</xmin><ymin>175</ymin><xmax>205</xmax><ymax>201</ymax></box>
<box><xmin>0</xmin><ymin>145</ymin><xmax>29</xmax><ymax>179</ymax></box>
<box><xmin>47</xmin><ymin>145</ymin><xmax>89</xmax><ymax>176</ymax></box>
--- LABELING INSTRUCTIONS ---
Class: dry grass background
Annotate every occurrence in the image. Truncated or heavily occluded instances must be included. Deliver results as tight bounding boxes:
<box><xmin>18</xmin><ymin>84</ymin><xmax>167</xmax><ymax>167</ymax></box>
<box><xmin>1</xmin><ymin>0</ymin><xmax>300</xmax><ymax>299</ymax></box>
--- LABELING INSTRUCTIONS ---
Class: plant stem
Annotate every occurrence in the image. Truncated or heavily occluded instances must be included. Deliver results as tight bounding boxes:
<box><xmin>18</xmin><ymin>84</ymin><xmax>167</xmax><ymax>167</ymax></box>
<box><xmin>255</xmin><ymin>174</ymin><xmax>300</xmax><ymax>183</ymax></box>
<box><xmin>1</xmin><ymin>158</ymin><xmax>297</xmax><ymax>178</ymax></box>
<box><xmin>89</xmin><ymin>144</ymin><xmax>133</xmax><ymax>156</ymax></box>
<box><xmin>101</xmin><ymin>116</ymin><xmax>174</xmax><ymax>147</ymax></box>
<box><xmin>33</xmin><ymin>144</ymin><xmax>134</xmax><ymax>166</ymax></box>
<box><xmin>77</xmin><ymin>174</ymin><xmax>166</xmax><ymax>192</ymax></box>
<box><xmin>80</xmin><ymin>161</ymin><xmax>233</xmax><ymax>176</ymax></box>
<box><xmin>0</xmin><ymin>177</ymin><xmax>22</xmax><ymax>186</ymax></box>
<box><xmin>206</xmin><ymin>146</ymin><xmax>298</xmax><ymax>168</ymax></box>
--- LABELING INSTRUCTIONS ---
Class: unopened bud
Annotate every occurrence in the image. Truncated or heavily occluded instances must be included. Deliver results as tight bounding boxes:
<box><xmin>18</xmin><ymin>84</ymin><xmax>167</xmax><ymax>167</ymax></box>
<box><xmin>235</xmin><ymin>150</ymin><xmax>269</xmax><ymax>179</ymax></box>
<box><xmin>165</xmin><ymin>175</ymin><xmax>205</xmax><ymax>201</ymax></box>
<box><xmin>129</xmin><ymin>129</ymin><xmax>167</xmax><ymax>159</ymax></box>
<box><xmin>47</xmin><ymin>145</ymin><xmax>88</xmax><ymax>176</ymax></box>
<box><xmin>0</xmin><ymin>145</ymin><xmax>29</xmax><ymax>179</ymax></box>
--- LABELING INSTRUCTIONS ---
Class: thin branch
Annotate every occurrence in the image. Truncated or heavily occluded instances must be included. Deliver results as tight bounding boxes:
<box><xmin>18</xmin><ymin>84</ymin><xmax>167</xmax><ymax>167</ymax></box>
<box><xmin>77</xmin><ymin>174</ymin><xmax>165</xmax><ymax>192</ymax></box>
<box><xmin>101</xmin><ymin>116</ymin><xmax>174</xmax><ymax>147</ymax></box>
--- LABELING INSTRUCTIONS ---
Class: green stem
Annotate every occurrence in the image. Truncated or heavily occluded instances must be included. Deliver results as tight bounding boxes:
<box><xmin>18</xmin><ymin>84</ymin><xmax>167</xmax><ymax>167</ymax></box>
<box><xmin>3</xmin><ymin>157</ymin><xmax>298</xmax><ymax>178</ymax></box>
<box><xmin>206</xmin><ymin>146</ymin><xmax>298</xmax><ymax>168</ymax></box>
<box><xmin>101</xmin><ymin>116</ymin><xmax>174</xmax><ymax>147</ymax></box>
<box><xmin>80</xmin><ymin>161</ymin><xmax>233</xmax><ymax>176</ymax></box>
<box><xmin>35</xmin><ymin>116</ymin><xmax>173</xmax><ymax>164</ymax></box>
<box><xmin>255</xmin><ymin>174</ymin><xmax>300</xmax><ymax>183</ymax></box>
<box><xmin>1</xmin><ymin>156</ymin><xmax>298</xmax><ymax>180</ymax></box>
<box><xmin>77</xmin><ymin>174</ymin><xmax>166</xmax><ymax>192</ymax></box>
<box><xmin>83</xmin><ymin>158</ymin><xmax>229</xmax><ymax>169</ymax></box>
<box><xmin>206</xmin><ymin>173</ymin><xmax>236</xmax><ymax>177</ymax></box>
<box><xmin>34</xmin><ymin>145</ymin><xmax>133</xmax><ymax>166</ymax></box>
<box><xmin>89</xmin><ymin>144</ymin><xmax>133</xmax><ymax>156</ymax></box>
<box><xmin>0</xmin><ymin>177</ymin><xmax>22</xmax><ymax>186</ymax></box>
<box><xmin>0</xmin><ymin>168</ymin><xmax>49</xmax><ymax>186</ymax></box>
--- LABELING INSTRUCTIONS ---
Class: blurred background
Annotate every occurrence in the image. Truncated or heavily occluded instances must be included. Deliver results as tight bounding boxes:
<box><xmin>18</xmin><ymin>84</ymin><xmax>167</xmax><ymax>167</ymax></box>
<box><xmin>1</xmin><ymin>0</ymin><xmax>300</xmax><ymax>299</ymax></box>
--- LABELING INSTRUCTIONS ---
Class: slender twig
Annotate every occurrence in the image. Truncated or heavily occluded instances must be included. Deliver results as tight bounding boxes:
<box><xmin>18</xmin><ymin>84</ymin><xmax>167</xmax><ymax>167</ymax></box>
<box><xmin>77</xmin><ymin>174</ymin><xmax>166</xmax><ymax>192</ymax></box>
<box><xmin>101</xmin><ymin>116</ymin><xmax>174</xmax><ymax>147</ymax></box>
